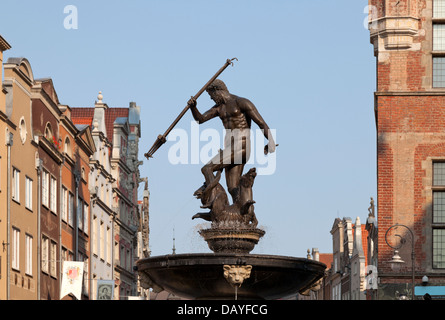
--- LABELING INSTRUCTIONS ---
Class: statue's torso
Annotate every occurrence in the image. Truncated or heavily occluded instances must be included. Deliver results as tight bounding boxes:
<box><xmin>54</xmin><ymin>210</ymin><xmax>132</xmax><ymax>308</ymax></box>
<box><xmin>218</xmin><ymin>95</ymin><xmax>251</xmax><ymax>130</ymax></box>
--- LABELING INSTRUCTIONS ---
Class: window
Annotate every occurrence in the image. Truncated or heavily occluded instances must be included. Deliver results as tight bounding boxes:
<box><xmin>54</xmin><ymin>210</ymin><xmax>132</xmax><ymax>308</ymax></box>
<box><xmin>44</xmin><ymin>123</ymin><xmax>53</xmax><ymax>141</ymax></box>
<box><xmin>82</xmin><ymin>255</ymin><xmax>89</xmax><ymax>296</ymax></box>
<box><xmin>68</xmin><ymin>192</ymin><xmax>74</xmax><ymax>226</ymax></box>
<box><xmin>434</xmin><ymin>192</ymin><xmax>445</xmax><ymax>223</ymax></box>
<box><xmin>433</xmin><ymin>58</ymin><xmax>445</xmax><ymax>88</ymax></box>
<box><xmin>120</xmin><ymin>245</ymin><xmax>125</xmax><ymax>268</ymax></box>
<box><xmin>12</xmin><ymin>168</ymin><xmax>20</xmax><ymax>202</ymax></box>
<box><xmin>61</xmin><ymin>186</ymin><xmax>68</xmax><ymax>222</ymax></box>
<box><xmin>84</xmin><ymin>203</ymin><xmax>89</xmax><ymax>234</ymax></box>
<box><xmin>433</xmin><ymin>0</ymin><xmax>445</xmax><ymax>87</ymax></box>
<box><xmin>50</xmin><ymin>176</ymin><xmax>57</xmax><ymax>212</ymax></box>
<box><xmin>41</xmin><ymin>236</ymin><xmax>49</xmax><ymax>274</ymax></box>
<box><xmin>50</xmin><ymin>240</ymin><xmax>57</xmax><ymax>277</ymax></box>
<box><xmin>93</xmin><ymin>216</ymin><xmax>98</xmax><ymax>256</ymax></box>
<box><xmin>126</xmin><ymin>248</ymin><xmax>131</xmax><ymax>270</ymax></box>
<box><xmin>434</xmin><ymin>0</ymin><xmax>445</xmax><ymax>18</ymax></box>
<box><xmin>25</xmin><ymin>176</ymin><xmax>33</xmax><ymax>210</ymax></box>
<box><xmin>62</xmin><ymin>246</ymin><xmax>73</xmax><ymax>264</ymax></box>
<box><xmin>78</xmin><ymin>197</ymin><xmax>83</xmax><ymax>230</ymax></box>
<box><xmin>42</xmin><ymin>170</ymin><xmax>49</xmax><ymax>207</ymax></box>
<box><xmin>100</xmin><ymin>221</ymin><xmax>105</xmax><ymax>261</ymax></box>
<box><xmin>433</xmin><ymin>162</ymin><xmax>445</xmax><ymax>268</ymax></box>
<box><xmin>64</xmin><ymin>137</ymin><xmax>71</xmax><ymax>156</ymax></box>
<box><xmin>434</xmin><ymin>229</ymin><xmax>445</xmax><ymax>268</ymax></box>
<box><xmin>26</xmin><ymin>234</ymin><xmax>33</xmax><ymax>276</ymax></box>
<box><xmin>107</xmin><ymin>226</ymin><xmax>112</xmax><ymax>265</ymax></box>
<box><xmin>12</xmin><ymin>228</ymin><xmax>20</xmax><ymax>270</ymax></box>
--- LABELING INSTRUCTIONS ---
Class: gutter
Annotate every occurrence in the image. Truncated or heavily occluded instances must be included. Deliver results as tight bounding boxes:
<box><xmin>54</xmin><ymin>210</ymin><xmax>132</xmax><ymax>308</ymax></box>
<box><xmin>6</xmin><ymin>132</ymin><xmax>13</xmax><ymax>300</ymax></box>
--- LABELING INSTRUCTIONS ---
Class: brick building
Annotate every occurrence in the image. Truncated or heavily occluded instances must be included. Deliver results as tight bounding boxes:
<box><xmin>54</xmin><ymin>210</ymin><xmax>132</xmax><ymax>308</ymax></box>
<box><xmin>369</xmin><ymin>0</ymin><xmax>445</xmax><ymax>299</ymax></box>
<box><xmin>59</xmin><ymin>103</ymin><xmax>96</xmax><ymax>299</ymax></box>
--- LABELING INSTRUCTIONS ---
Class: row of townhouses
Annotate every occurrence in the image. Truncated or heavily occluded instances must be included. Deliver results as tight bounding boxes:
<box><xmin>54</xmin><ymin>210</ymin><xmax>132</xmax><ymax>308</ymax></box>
<box><xmin>0</xmin><ymin>35</ymin><xmax>150</xmax><ymax>300</ymax></box>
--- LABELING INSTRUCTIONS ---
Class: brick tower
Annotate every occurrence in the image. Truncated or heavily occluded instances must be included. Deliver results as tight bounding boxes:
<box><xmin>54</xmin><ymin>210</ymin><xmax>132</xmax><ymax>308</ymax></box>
<box><xmin>369</xmin><ymin>0</ymin><xmax>445</xmax><ymax>299</ymax></box>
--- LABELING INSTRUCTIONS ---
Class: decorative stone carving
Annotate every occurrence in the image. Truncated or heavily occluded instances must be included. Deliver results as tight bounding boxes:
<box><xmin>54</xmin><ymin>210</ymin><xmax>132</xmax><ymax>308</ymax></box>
<box><xmin>223</xmin><ymin>265</ymin><xmax>252</xmax><ymax>288</ymax></box>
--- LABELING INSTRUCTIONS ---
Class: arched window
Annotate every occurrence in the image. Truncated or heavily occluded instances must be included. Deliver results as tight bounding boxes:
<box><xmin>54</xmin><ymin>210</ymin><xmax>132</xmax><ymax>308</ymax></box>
<box><xmin>64</xmin><ymin>137</ymin><xmax>72</xmax><ymax>156</ymax></box>
<box><xmin>44</xmin><ymin>123</ymin><xmax>54</xmax><ymax>143</ymax></box>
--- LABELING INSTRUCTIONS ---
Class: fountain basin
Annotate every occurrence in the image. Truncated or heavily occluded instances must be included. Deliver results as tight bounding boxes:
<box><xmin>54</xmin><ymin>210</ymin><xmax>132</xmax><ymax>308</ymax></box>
<box><xmin>136</xmin><ymin>253</ymin><xmax>326</xmax><ymax>300</ymax></box>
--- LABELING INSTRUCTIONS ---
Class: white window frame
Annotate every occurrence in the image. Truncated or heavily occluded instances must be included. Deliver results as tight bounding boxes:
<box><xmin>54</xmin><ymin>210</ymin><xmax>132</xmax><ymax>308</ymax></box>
<box><xmin>12</xmin><ymin>168</ymin><xmax>20</xmax><ymax>202</ymax></box>
<box><xmin>50</xmin><ymin>176</ymin><xmax>57</xmax><ymax>213</ymax></box>
<box><xmin>12</xmin><ymin>227</ymin><xmax>20</xmax><ymax>271</ymax></box>
<box><xmin>77</xmin><ymin>197</ymin><xmax>83</xmax><ymax>231</ymax></box>
<box><xmin>107</xmin><ymin>226</ymin><xmax>112</xmax><ymax>265</ymax></box>
<box><xmin>100</xmin><ymin>221</ymin><xmax>105</xmax><ymax>261</ymax></box>
<box><xmin>25</xmin><ymin>176</ymin><xmax>33</xmax><ymax>210</ymax></box>
<box><xmin>83</xmin><ymin>203</ymin><xmax>89</xmax><ymax>235</ymax></box>
<box><xmin>93</xmin><ymin>216</ymin><xmax>98</xmax><ymax>256</ymax></box>
<box><xmin>61</xmin><ymin>186</ymin><xmax>68</xmax><ymax>222</ymax></box>
<box><xmin>26</xmin><ymin>234</ymin><xmax>33</xmax><ymax>276</ymax></box>
<box><xmin>41</xmin><ymin>235</ymin><xmax>49</xmax><ymax>274</ymax></box>
<box><xmin>42</xmin><ymin>170</ymin><xmax>49</xmax><ymax>208</ymax></box>
<box><xmin>68</xmin><ymin>192</ymin><xmax>74</xmax><ymax>227</ymax></box>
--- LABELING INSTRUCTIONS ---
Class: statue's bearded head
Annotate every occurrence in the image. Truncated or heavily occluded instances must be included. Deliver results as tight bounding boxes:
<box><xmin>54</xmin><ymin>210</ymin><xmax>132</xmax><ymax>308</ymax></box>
<box><xmin>206</xmin><ymin>79</ymin><xmax>229</xmax><ymax>104</ymax></box>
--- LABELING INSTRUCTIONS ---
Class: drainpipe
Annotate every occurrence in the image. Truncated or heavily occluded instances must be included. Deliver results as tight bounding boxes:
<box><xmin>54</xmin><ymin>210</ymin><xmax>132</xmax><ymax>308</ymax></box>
<box><xmin>74</xmin><ymin>171</ymin><xmax>80</xmax><ymax>261</ymax></box>
<box><xmin>6</xmin><ymin>132</ymin><xmax>13</xmax><ymax>300</ymax></box>
<box><xmin>36</xmin><ymin>158</ymin><xmax>43</xmax><ymax>300</ymax></box>
<box><xmin>59</xmin><ymin>159</ymin><xmax>63</xmax><ymax>297</ymax></box>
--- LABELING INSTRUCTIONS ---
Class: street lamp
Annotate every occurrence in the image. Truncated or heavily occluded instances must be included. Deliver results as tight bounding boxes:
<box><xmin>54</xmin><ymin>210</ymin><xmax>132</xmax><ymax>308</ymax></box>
<box><xmin>389</xmin><ymin>250</ymin><xmax>405</xmax><ymax>271</ymax></box>
<box><xmin>384</xmin><ymin>223</ymin><xmax>415</xmax><ymax>300</ymax></box>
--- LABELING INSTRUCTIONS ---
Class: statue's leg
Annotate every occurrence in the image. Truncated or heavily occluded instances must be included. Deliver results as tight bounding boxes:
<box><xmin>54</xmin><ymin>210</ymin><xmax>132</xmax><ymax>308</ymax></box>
<box><xmin>225</xmin><ymin>164</ymin><xmax>244</xmax><ymax>203</ymax></box>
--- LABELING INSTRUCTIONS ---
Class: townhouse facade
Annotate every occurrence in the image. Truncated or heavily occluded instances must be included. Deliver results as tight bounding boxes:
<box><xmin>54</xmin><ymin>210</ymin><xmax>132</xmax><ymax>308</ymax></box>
<box><xmin>0</xmin><ymin>44</ymin><xmax>39</xmax><ymax>300</ymax></box>
<box><xmin>323</xmin><ymin>216</ymin><xmax>369</xmax><ymax>300</ymax></box>
<box><xmin>0</xmin><ymin>34</ymin><xmax>146</xmax><ymax>300</ymax></box>
<box><xmin>71</xmin><ymin>97</ymin><xmax>143</xmax><ymax>300</ymax></box>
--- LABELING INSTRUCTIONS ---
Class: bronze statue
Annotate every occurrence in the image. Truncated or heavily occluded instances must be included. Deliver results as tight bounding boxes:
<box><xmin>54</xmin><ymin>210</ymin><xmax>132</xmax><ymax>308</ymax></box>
<box><xmin>188</xmin><ymin>79</ymin><xmax>276</xmax><ymax>203</ymax></box>
<box><xmin>192</xmin><ymin>168</ymin><xmax>258</xmax><ymax>228</ymax></box>
<box><xmin>144</xmin><ymin>59</ymin><xmax>276</xmax><ymax>229</ymax></box>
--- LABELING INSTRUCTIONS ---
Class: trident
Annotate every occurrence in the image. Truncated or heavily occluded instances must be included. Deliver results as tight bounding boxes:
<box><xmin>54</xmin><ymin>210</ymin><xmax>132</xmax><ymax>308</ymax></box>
<box><xmin>144</xmin><ymin>58</ymin><xmax>238</xmax><ymax>160</ymax></box>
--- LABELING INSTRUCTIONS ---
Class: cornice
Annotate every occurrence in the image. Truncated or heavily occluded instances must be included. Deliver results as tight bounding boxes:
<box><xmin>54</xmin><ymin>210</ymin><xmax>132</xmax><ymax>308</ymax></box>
<box><xmin>39</xmin><ymin>136</ymin><xmax>64</xmax><ymax>164</ymax></box>
<box><xmin>92</xmin><ymin>196</ymin><xmax>115</xmax><ymax>216</ymax></box>
<box><xmin>0</xmin><ymin>36</ymin><xmax>12</xmax><ymax>51</ymax></box>
<box><xmin>375</xmin><ymin>91</ymin><xmax>445</xmax><ymax>96</ymax></box>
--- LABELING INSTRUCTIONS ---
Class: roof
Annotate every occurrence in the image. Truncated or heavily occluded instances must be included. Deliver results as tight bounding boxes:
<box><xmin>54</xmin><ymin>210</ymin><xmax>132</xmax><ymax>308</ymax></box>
<box><xmin>318</xmin><ymin>253</ymin><xmax>333</xmax><ymax>270</ymax></box>
<box><xmin>71</xmin><ymin>107</ymin><xmax>129</xmax><ymax>140</ymax></box>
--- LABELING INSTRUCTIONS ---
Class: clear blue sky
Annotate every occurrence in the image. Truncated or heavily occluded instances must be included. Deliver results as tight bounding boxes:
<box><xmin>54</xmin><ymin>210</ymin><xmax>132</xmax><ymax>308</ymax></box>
<box><xmin>1</xmin><ymin>0</ymin><xmax>376</xmax><ymax>258</ymax></box>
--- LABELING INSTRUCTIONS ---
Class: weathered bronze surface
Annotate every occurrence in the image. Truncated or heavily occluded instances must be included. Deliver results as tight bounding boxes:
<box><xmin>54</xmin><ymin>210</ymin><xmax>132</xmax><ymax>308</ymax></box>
<box><xmin>189</xmin><ymin>78</ymin><xmax>276</xmax><ymax>230</ymax></box>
